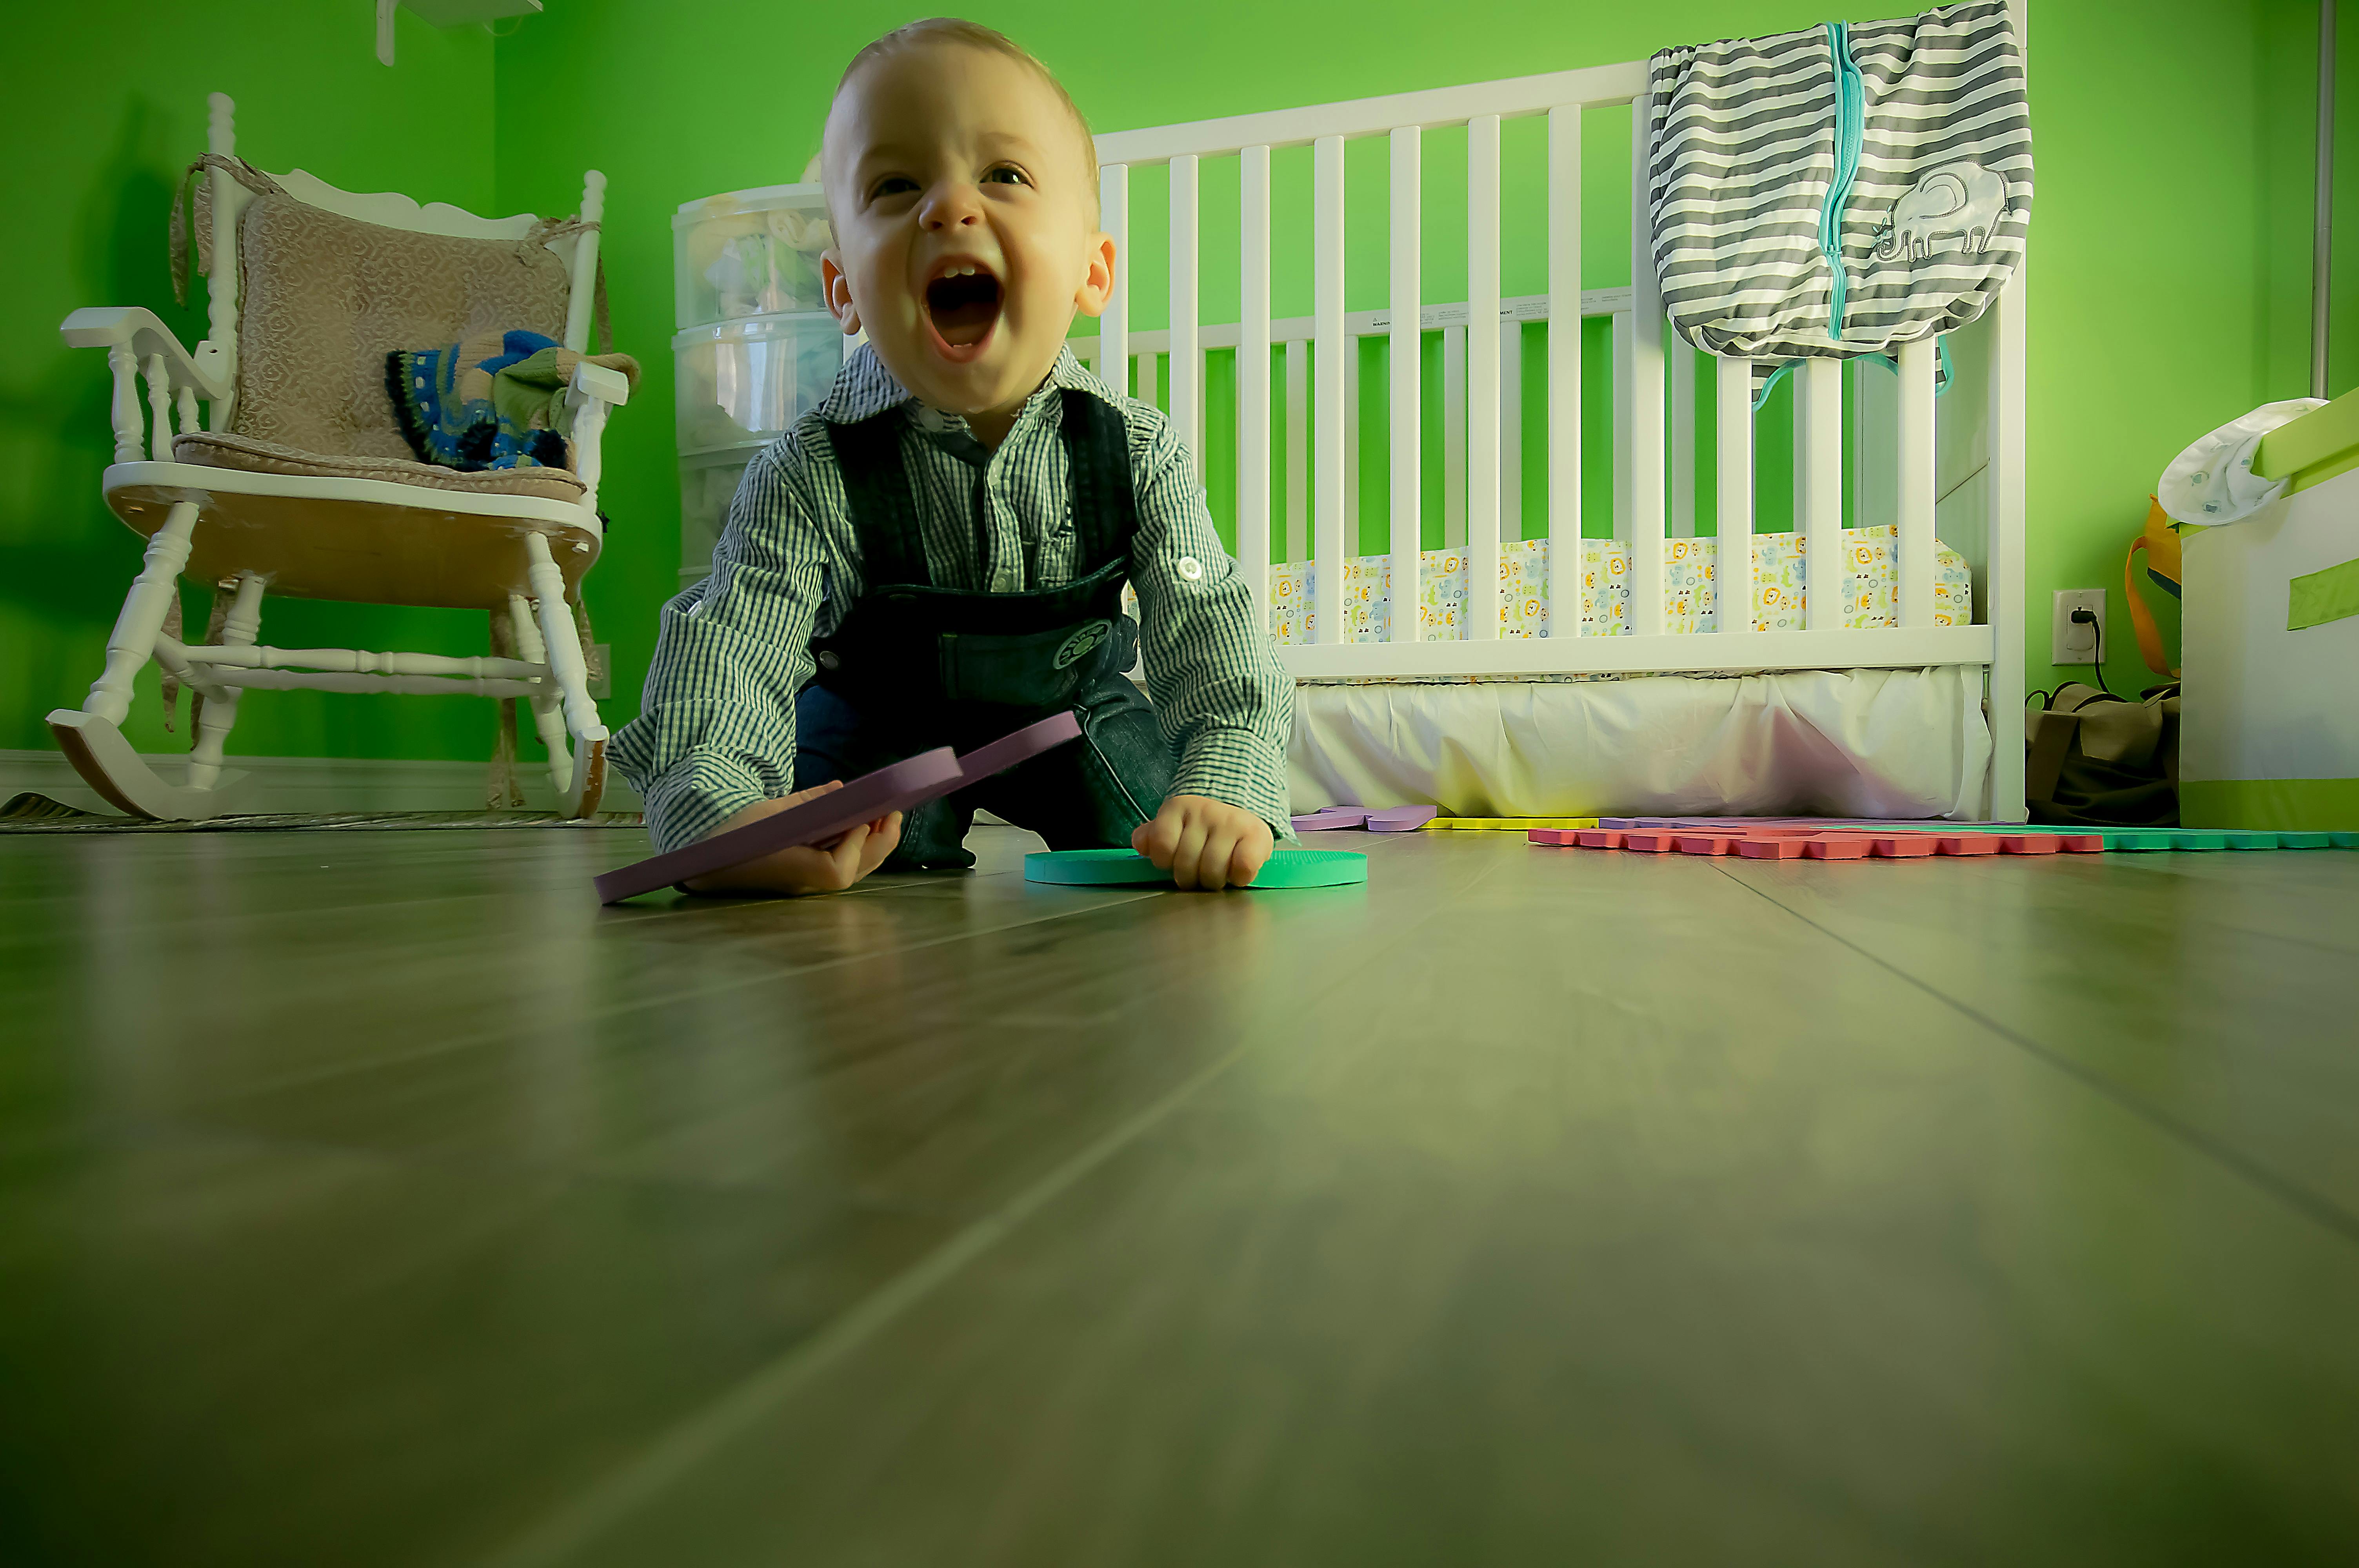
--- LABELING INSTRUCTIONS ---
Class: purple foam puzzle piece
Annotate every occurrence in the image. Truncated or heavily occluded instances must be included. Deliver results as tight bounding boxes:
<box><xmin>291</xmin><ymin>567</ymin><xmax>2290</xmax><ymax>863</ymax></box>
<box><xmin>1292</xmin><ymin>807</ymin><xmax>1371</xmax><ymax>833</ymax></box>
<box><xmin>1365</xmin><ymin>804</ymin><xmax>1438</xmax><ymax>833</ymax></box>
<box><xmin>594</xmin><ymin>710</ymin><xmax>1084</xmax><ymax>904</ymax></box>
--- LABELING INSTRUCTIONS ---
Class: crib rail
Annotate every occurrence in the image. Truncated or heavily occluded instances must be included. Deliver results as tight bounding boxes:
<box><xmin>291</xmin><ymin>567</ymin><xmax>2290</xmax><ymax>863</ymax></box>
<box><xmin>1080</xmin><ymin>42</ymin><xmax>2025</xmax><ymax>813</ymax></box>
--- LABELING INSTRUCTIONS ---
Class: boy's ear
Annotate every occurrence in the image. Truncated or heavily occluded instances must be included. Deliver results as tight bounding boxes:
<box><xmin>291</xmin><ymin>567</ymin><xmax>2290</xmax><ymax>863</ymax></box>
<box><xmin>1071</xmin><ymin>230</ymin><xmax>1117</xmax><ymax>319</ymax></box>
<box><xmin>821</xmin><ymin>251</ymin><xmax>862</xmax><ymax>335</ymax></box>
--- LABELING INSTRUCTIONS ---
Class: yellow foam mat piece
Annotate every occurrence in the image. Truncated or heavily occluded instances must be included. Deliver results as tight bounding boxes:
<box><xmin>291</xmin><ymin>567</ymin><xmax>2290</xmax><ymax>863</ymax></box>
<box><xmin>1428</xmin><ymin>817</ymin><xmax>1601</xmax><ymax>831</ymax></box>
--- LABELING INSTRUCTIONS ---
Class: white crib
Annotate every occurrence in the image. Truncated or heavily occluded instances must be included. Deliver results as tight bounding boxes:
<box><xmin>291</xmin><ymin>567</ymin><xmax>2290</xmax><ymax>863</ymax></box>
<box><xmin>1071</xmin><ymin>23</ymin><xmax>2029</xmax><ymax>821</ymax></box>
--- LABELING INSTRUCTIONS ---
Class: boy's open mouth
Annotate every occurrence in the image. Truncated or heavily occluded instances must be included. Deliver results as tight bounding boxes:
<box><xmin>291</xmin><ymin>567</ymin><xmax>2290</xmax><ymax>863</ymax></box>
<box><xmin>923</xmin><ymin>261</ymin><xmax>1003</xmax><ymax>356</ymax></box>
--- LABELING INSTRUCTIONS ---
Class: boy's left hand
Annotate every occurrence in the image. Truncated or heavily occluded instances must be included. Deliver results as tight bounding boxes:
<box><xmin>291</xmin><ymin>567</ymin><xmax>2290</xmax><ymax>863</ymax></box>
<box><xmin>1132</xmin><ymin>794</ymin><xmax>1274</xmax><ymax>891</ymax></box>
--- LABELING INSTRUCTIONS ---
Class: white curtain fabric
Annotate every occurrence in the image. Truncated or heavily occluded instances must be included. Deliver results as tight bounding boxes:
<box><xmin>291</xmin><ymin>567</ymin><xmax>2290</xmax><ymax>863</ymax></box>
<box><xmin>1290</xmin><ymin>667</ymin><xmax>1992</xmax><ymax>820</ymax></box>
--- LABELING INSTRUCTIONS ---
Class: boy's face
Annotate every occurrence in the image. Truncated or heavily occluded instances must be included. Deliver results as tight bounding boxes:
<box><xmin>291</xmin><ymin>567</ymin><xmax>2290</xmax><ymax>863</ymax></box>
<box><xmin>821</xmin><ymin>43</ymin><xmax>1114</xmax><ymax>432</ymax></box>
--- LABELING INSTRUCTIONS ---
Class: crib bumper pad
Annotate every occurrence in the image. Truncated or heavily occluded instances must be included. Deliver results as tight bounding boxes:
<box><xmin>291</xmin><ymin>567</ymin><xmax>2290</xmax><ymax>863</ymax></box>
<box><xmin>1267</xmin><ymin>526</ymin><xmax>1969</xmax><ymax>646</ymax></box>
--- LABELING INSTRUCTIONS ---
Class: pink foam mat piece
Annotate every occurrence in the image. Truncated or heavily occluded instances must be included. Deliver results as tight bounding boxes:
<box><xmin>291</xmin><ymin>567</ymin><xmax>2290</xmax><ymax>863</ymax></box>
<box><xmin>594</xmin><ymin>711</ymin><xmax>1083</xmax><ymax>904</ymax></box>
<box><xmin>1936</xmin><ymin>835</ymin><xmax>2003</xmax><ymax>856</ymax></box>
<box><xmin>1535</xmin><ymin>821</ymin><xmax>2105</xmax><ymax>863</ymax></box>
<box><xmin>1673</xmin><ymin>834</ymin><xmax>1741</xmax><ymax>856</ymax></box>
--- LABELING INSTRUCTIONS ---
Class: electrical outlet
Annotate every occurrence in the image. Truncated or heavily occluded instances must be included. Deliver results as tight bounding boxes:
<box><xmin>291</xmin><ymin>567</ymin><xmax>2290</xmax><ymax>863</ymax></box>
<box><xmin>2051</xmin><ymin>590</ymin><xmax>2106</xmax><ymax>666</ymax></box>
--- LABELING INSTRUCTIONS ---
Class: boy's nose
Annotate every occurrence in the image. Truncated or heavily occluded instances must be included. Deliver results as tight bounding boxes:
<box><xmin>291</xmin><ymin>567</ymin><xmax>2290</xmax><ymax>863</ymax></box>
<box><xmin>921</xmin><ymin>181</ymin><xmax>985</xmax><ymax>230</ymax></box>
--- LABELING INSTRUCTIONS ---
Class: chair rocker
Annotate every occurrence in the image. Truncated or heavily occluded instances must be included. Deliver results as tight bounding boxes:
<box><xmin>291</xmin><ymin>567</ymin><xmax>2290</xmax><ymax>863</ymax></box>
<box><xmin>50</xmin><ymin>91</ymin><xmax>629</xmax><ymax>821</ymax></box>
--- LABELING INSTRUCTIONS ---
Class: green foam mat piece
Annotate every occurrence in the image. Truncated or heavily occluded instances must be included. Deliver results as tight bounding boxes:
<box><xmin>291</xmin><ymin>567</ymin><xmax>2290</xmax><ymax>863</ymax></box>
<box><xmin>2105</xmin><ymin>829</ymin><xmax>2227</xmax><ymax>851</ymax></box>
<box><xmin>1024</xmin><ymin>848</ymin><xmax>1369</xmax><ymax>888</ymax></box>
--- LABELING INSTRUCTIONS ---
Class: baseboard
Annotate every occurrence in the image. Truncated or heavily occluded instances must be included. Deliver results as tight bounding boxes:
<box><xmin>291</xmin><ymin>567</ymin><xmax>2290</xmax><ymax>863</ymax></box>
<box><xmin>1</xmin><ymin>747</ymin><xmax>644</xmax><ymax>817</ymax></box>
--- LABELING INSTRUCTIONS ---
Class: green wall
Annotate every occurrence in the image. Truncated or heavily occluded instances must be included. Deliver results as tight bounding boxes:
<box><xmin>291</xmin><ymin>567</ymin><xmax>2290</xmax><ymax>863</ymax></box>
<box><xmin>0</xmin><ymin>3</ymin><xmax>498</xmax><ymax>759</ymax></box>
<box><xmin>494</xmin><ymin>0</ymin><xmax>2329</xmax><ymax>714</ymax></box>
<box><xmin>6</xmin><ymin>0</ymin><xmax>2334</xmax><ymax>766</ymax></box>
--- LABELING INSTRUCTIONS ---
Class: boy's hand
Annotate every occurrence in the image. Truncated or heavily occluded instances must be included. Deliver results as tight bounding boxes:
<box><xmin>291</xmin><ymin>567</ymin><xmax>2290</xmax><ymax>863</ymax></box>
<box><xmin>681</xmin><ymin>781</ymin><xmax>903</xmax><ymax>897</ymax></box>
<box><xmin>1132</xmin><ymin>794</ymin><xmax>1274</xmax><ymax>891</ymax></box>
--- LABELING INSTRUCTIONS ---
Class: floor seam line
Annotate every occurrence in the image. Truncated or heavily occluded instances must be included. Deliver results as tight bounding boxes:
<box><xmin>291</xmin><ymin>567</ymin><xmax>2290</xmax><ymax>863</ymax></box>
<box><xmin>1707</xmin><ymin>861</ymin><xmax>2359</xmax><ymax>1249</ymax></box>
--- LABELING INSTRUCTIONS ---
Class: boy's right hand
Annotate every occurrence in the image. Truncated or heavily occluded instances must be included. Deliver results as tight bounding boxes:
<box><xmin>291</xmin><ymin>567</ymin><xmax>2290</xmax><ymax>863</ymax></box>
<box><xmin>680</xmin><ymin>781</ymin><xmax>903</xmax><ymax>897</ymax></box>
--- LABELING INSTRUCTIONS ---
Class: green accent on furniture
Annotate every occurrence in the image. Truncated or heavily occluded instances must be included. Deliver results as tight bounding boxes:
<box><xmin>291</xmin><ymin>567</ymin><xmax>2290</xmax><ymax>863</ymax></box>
<box><xmin>2181</xmin><ymin>777</ymin><xmax>2359</xmax><ymax>830</ymax></box>
<box><xmin>2288</xmin><ymin>555</ymin><xmax>2359</xmax><ymax>629</ymax></box>
<box><xmin>2284</xmin><ymin>446</ymin><xmax>2359</xmax><ymax>495</ymax></box>
<box><xmin>2252</xmin><ymin>381</ymin><xmax>2359</xmax><ymax>478</ymax></box>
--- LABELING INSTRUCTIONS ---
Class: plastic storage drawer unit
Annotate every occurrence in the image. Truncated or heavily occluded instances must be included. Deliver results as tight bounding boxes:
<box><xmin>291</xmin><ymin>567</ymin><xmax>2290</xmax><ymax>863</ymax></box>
<box><xmin>674</xmin><ymin>314</ymin><xmax>844</xmax><ymax>455</ymax></box>
<box><xmin>673</xmin><ymin>184</ymin><xmax>834</xmax><ymax>328</ymax></box>
<box><xmin>678</xmin><ymin>448</ymin><xmax>757</xmax><ymax>587</ymax></box>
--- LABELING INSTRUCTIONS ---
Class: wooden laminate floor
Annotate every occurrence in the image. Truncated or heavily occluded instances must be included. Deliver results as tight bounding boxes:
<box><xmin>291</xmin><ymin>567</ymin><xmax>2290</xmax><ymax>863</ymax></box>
<box><xmin>2</xmin><ymin>825</ymin><xmax>2357</xmax><ymax>1566</ymax></box>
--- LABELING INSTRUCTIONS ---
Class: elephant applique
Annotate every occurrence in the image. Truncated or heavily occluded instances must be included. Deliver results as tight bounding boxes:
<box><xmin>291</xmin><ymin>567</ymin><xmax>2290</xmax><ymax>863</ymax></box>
<box><xmin>1872</xmin><ymin>161</ymin><xmax>2006</xmax><ymax>262</ymax></box>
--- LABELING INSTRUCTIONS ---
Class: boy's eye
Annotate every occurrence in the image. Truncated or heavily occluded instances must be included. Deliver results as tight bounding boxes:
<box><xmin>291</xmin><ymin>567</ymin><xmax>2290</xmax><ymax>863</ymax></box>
<box><xmin>869</xmin><ymin>175</ymin><xmax>919</xmax><ymax>200</ymax></box>
<box><xmin>982</xmin><ymin>166</ymin><xmax>1030</xmax><ymax>187</ymax></box>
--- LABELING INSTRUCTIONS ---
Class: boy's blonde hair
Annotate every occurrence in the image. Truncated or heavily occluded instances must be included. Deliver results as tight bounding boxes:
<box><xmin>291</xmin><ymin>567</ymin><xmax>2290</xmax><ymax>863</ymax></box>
<box><xmin>823</xmin><ymin>18</ymin><xmax>1100</xmax><ymax>221</ymax></box>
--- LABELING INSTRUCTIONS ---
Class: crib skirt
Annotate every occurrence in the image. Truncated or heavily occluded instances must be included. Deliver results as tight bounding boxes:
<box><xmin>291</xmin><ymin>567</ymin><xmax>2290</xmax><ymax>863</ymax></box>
<box><xmin>1290</xmin><ymin>666</ymin><xmax>1992</xmax><ymax>821</ymax></box>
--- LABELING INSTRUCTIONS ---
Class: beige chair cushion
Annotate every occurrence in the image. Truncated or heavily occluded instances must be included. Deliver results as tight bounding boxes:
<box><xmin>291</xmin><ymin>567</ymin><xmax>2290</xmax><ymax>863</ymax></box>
<box><xmin>231</xmin><ymin>192</ymin><xmax>571</xmax><ymax>461</ymax></box>
<box><xmin>174</xmin><ymin>431</ymin><xmax>587</xmax><ymax>504</ymax></box>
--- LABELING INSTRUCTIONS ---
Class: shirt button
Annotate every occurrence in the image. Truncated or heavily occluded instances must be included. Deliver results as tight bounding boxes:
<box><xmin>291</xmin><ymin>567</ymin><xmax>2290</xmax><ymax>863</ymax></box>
<box><xmin>1177</xmin><ymin>557</ymin><xmax>1203</xmax><ymax>581</ymax></box>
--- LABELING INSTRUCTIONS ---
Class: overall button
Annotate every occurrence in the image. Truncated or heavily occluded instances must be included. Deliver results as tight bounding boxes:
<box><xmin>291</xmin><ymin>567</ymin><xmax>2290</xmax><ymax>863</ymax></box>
<box><xmin>1177</xmin><ymin>557</ymin><xmax>1203</xmax><ymax>581</ymax></box>
<box><xmin>816</xmin><ymin>650</ymin><xmax>841</xmax><ymax>670</ymax></box>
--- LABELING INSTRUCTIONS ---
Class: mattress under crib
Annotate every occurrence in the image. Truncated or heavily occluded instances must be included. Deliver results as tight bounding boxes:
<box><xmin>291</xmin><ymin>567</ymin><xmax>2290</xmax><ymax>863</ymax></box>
<box><xmin>1265</xmin><ymin>525</ymin><xmax>1972</xmax><ymax>643</ymax></box>
<box><xmin>1290</xmin><ymin>666</ymin><xmax>1993</xmax><ymax>821</ymax></box>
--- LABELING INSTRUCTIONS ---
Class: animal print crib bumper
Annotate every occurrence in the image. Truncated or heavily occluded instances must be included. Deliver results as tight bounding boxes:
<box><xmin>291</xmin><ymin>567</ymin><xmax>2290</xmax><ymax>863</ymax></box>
<box><xmin>1267</xmin><ymin>528</ymin><xmax>1972</xmax><ymax>645</ymax></box>
<box><xmin>1646</xmin><ymin>2</ymin><xmax>2032</xmax><ymax>385</ymax></box>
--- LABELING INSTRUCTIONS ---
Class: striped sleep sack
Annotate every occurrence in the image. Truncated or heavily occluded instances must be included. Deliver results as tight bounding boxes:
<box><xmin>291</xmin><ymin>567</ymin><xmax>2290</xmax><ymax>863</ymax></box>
<box><xmin>1645</xmin><ymin>1</ymin><xmax>2032</xmax><ymax>389</ymax></box>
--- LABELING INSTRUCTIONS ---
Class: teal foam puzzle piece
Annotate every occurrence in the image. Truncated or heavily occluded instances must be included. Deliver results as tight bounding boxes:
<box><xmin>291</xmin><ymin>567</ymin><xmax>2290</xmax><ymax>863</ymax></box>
<box><xmin>1025</xmin><ymin>848</ymin><xmax>1369</xmax><ymax>888</ymax></box>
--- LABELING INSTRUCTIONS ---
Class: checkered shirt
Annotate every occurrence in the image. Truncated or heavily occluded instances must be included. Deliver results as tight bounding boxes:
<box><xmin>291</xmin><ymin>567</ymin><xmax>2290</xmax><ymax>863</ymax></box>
<box><xmin>611</xmin><ymin>343</ymin><xmax>1295</xmax><ymax>852</ymax></box>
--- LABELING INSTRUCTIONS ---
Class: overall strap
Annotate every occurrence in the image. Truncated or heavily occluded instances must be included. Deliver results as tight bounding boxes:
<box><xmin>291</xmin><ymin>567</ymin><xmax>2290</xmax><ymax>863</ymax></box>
<box><xmin>824</xmin><ymin>409</ymin><xmax>930</xmax><ymax>588</ymax></box>
<box><xmin>1058</xmin><ymin>387</ymin><xmax>1140</xmax><ymax>573</ymax></box>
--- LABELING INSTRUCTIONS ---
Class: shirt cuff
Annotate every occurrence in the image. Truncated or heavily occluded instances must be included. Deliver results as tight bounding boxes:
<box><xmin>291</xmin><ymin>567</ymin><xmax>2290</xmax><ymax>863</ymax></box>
<box><xmin>1169</xmin><ymin>727</ymin><xmax>1297</xmax><ymax>843</ymax></box>
<box><xmin>638</xmin><ymin>750</ymin><xmax>777</xmax><ymax>853</ymax></box>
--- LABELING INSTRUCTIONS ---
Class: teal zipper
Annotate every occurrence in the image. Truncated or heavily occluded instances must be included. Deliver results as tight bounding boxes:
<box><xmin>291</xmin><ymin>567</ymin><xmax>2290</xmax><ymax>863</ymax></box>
<box><xmin>1820</xmin><ymin>19</ymin><xmax>1866</xmax><ymax>340</ymax></box>
<box><xmin>1749</xmin><ymin>18</ymin><xmax>1906</xmax><ymax>413</ymax></box>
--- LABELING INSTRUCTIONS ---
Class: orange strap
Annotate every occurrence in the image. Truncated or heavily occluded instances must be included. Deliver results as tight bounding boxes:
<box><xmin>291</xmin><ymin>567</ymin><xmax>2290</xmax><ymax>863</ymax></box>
<box><xmin>2123</xmin><ymin>534</ymin><xmax>2177</xmax><ymax>678</ymax></box>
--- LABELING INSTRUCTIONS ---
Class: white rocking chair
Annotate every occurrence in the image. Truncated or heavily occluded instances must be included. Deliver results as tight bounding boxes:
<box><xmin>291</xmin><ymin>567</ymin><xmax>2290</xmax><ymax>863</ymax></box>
<box><xmin>49</xmin><ymin>92</ymin><xmax>629</xmax><ymax>821</ymax></box>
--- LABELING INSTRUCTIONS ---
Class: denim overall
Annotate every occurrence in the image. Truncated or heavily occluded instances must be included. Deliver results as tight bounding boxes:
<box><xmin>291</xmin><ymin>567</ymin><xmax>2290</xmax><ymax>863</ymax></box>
<box><xmin>794</xmin><ymin>388</ymin><xmax>1178</xmax><ymax>870</ymax></box>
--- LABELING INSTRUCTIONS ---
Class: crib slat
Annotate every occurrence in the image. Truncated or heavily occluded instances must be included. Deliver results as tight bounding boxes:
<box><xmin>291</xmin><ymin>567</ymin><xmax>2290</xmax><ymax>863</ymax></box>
<box><xmin>1802</xmin><ymin>356</ymin><xmax>1844</xmax><ymax>630</ymax></box>
<box><xmin>1627</xmin><ymin>89</ymin><xmax>1667</xmax><ymax>639</ymax></box>
<box><xmin>1239</xmin><ymin>145</ymin><xmax>1272</xmax><ymax>619</ymax></box>
<box><xmin>1547</xmin><ymin>104</ymin><xmax>1581</xmax><ymax>635</ymax></box>
<box><xmin>1390</xmin><ymin>126</ymin><xmax>1421</xmax><ymax>643</ymax></box>
<box><xmin>1169</xmin><ymin>154</ymin><xmax>1200</xmax><ymax>460</ymax></box>
<box><xmin>1466</xmin><ymin>113</ymin><xmax>1501</xmax><ymax>641</ymax></box>
<box><xmin>1501</xmin><ymin>311</ymin><xmax>1522</xmax><ymax>548</ymax></box>
<box><xmin>1314</xmin><ymin>134</ymin><xmax>1346</xmax><ymax>645</ymax></box>
<box><xmin>1099</xmin><ymin>165</ymin><xmax>1128</xmax><ymax>391</ymax></box>
<box><xmin>1896</xmin><ymin>334</ymin><xmax>1937</xmax><ymax>629</ymax></box>
<box><xmin>1716</xmin><ymin>355</ymin><xmax>1755</xmax><ymax>633</ymax></box>
<box><xmin>1443</xmin><ymin>326</ymin><xmax>1466</xmax><ymax>550</ymax></box>
<box><xmin>1286</xmin><ymin>339</ymin><xmax>1309</xmax><ymax>563</ymax></box>
<box><xmin>1611</xmin><ymin>312</ymin><xmax>1632</xmax><ymax>538</ymax></box>
<box><xmin>1137</xmin><ymin>350</ymin><xmax>1159</xmax><ymax>411</ymax></box>
<box><xmin>1346</xmin><ymin>328</ymin><xmax>1361</xmax><ymax>560</ymax></box>
<box><xmin>1670</xmin><ymin>334</ymin><xmax>1695</xmax><ymax>538</ymax></box>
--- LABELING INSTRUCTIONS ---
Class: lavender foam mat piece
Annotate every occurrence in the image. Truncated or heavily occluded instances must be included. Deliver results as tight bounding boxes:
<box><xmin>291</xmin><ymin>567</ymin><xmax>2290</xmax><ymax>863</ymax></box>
<box><xmin>595</xmin><ymin>711</ymin><xmax>1083</xmax><ymax>904</ymax></box>
<box><xmin>1366</xmin><ymin>804</ymin><xmax>1438</xmax><ymax>832</ymax></box>
<box><xmin>1292</xmin><ymin>807</ymin><xmax>1371</xmax><ymax>833</ymax></box>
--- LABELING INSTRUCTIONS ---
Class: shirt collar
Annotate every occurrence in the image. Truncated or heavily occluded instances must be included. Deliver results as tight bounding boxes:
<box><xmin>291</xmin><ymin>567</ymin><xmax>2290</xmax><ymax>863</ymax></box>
<box><xmin>816</xmin><ymin>342</ymin><xmax>1122</xmax><ymax>433</ymax></box>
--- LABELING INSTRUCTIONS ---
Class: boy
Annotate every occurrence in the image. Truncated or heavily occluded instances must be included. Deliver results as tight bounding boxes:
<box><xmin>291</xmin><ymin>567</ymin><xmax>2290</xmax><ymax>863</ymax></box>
<box><xmin>612</xmin><ymin>18</ymin><xmax>1294</xmax><ymax>894</ymax></box>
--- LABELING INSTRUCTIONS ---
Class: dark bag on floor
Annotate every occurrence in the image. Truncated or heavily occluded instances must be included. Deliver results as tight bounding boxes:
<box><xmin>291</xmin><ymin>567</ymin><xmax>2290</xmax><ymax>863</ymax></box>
<box><xmin>2026</xmin><ymin>682</ymin><xmax>2179</xmax><ymax>826</ymax></box>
